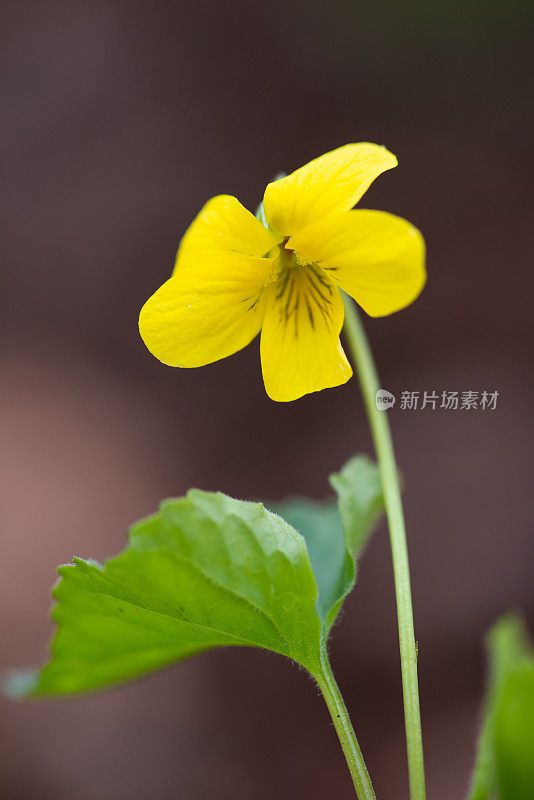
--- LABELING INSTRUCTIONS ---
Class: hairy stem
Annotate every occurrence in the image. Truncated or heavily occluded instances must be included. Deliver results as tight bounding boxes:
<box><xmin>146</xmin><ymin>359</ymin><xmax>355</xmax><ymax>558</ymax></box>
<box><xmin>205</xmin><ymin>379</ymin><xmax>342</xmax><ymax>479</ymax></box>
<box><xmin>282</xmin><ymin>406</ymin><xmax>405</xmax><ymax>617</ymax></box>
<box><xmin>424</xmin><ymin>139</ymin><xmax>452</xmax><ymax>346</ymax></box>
<box><xmin>342</xmin><ymin>295</ymin><xmax>426</xmax><ymax>800</ymax></box>
<box><xmin>315</xmin><ymin>650</ymin><xmax>376</xmax><ymax>800</ymax></box>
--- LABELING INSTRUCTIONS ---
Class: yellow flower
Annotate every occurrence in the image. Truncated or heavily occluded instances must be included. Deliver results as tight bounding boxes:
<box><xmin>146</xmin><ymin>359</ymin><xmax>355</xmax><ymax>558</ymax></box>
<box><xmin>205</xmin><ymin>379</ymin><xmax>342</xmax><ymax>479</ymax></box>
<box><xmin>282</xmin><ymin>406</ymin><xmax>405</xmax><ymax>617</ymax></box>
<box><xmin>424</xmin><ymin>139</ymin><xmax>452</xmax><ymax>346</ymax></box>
<box><xmin>139</xmin><ymin>144</ymin><xmax>426</xmax><ymax>402</ymax></box>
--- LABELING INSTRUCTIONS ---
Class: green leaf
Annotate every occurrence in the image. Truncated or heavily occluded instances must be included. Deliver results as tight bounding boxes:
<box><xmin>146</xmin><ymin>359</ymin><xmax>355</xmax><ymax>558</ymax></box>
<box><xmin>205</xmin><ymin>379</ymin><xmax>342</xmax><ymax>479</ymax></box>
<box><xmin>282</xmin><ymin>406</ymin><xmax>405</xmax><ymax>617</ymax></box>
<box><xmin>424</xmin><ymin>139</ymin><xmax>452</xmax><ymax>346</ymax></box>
<box><xmin>466</xmin><ymin>614</ymin><xmax>534</xmax><ymax>800</ymax></box>
<box><xmin>495</xmin><ymin>663</ymin><xmax>534</xmax><ymax>800</ymax></box>
<box><xmin>8</xmin><ymin>491</ymin><xmax>322</xmax><ymax>697</ymax></box>
<box><xmin>271</xmin><ymin>455</ymin><xmax>383</xmax><ymax>637</ymax></box>
<box><xmin>329</xmin><ymin>455</ymin><xmax>384</xmax><ymax>555</ymax></box>
<box><xmin>7</xmin><ymin>455</ymin><xmax>382</xmax><ymax>698</ymax></box>
<box><xmin>270</xmin><ymin>499</ymin><xmax>353</xmax><ymax>638</ymax></box>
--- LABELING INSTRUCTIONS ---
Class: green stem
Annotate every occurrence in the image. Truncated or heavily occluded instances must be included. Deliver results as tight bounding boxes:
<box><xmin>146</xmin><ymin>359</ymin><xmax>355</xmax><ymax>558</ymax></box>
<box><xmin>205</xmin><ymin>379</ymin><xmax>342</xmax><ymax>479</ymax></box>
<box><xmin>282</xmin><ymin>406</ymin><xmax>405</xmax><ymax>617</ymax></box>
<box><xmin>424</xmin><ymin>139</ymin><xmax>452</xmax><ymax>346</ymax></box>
<box><xmin>316</xmin><ymin>650</ymin><xmax>376</xmax><ymax>800</ymax></box>
<box><xmin>342</xmin><ymin>295</ymin><xmax>426</xmax><ymax>800</ymax></box>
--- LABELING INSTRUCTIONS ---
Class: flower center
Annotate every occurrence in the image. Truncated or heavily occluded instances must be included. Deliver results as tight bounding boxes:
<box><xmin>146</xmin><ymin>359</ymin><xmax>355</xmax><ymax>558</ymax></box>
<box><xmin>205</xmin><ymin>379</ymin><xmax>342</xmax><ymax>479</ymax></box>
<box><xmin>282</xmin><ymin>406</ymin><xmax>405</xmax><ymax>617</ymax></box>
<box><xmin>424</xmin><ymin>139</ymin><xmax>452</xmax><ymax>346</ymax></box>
<box><xmin>270</xmin><ymin>240</ymin><xmax>335</xmax><ymax>334</ymax></box>
<box><xmin>275</xmin><ymin>239</ymin><xmax>298</xmax><ymax>272</ymax></box>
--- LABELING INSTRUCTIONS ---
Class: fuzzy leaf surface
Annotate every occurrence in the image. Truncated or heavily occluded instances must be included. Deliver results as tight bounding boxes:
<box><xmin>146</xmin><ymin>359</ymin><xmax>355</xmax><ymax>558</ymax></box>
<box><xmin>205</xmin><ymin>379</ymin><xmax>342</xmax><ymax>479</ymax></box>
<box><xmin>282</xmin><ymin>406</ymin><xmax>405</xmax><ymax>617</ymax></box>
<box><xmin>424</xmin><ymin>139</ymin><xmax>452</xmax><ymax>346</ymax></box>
<box><xmin>9</xmin><ymin>491</ymin><xmax>321</xmax><ymax>696</ymax></box>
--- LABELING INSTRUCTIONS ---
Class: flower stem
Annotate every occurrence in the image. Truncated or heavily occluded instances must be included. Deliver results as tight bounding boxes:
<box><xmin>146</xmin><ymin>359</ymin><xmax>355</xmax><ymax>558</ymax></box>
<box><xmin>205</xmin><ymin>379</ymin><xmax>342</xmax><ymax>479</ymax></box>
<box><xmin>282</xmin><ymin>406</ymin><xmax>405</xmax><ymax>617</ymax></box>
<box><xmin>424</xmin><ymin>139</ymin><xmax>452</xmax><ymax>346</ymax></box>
<box><xmin>342</xmin><ymin>295</ymin><xmax>426</xmax><ymax>800</ymax></box>
<box><xmin>316</xmin><ymin>650</ymin><xmax>376</xmax><ymax>800</ymax></box>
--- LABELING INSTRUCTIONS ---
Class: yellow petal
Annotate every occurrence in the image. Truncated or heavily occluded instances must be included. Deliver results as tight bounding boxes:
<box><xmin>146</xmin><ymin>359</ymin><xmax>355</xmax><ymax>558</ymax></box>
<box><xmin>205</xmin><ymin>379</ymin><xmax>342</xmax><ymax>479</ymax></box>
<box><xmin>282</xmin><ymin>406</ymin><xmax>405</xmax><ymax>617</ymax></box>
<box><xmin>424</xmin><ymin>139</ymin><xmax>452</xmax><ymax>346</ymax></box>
<box><xmin>174</xmin><ymin>195</ymin><xmax>281</xmax><ymax>274</ymax></box>
<box><xmin>260</xmin><ymin>266</ymin><xmax>352</xmax><ymax>402</ymax></box>
<box><xmin>263</xmin><ymin>143</ymin><xmax>397</xmax><ymax>236</ymax></box>
<box><xmin>140</xmin><ymin>252</ymin><xmax>276</xmax><ymax>367</ymax></box>
<box><xmin>288</xmin><ymin>210</ymin><xmax>426</xmax><ymax>317</ymax></box>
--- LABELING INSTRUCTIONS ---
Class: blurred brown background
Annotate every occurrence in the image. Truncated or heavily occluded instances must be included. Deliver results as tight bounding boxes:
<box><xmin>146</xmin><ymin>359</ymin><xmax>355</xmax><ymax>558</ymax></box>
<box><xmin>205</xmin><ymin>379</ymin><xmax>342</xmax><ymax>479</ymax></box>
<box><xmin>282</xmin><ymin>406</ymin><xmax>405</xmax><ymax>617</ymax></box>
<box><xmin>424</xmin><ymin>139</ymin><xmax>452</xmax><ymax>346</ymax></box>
<box><xmin>2</xmin><ymin>1</ymin><xmax>533</xmax><ymax>798</ymax></box>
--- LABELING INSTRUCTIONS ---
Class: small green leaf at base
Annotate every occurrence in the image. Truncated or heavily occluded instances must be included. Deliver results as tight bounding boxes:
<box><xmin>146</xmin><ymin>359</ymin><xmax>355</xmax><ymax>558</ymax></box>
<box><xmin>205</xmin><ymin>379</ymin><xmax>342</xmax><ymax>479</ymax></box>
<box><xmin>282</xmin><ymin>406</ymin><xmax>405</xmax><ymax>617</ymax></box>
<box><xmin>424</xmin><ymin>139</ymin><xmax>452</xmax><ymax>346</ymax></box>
<box><xmin>495</xmin><ymin>663</ymin><xmax>534</xmax><ymax>800</ymax></box>
<box><xmin>466</xmin><ymin>613</ymin><xmax>534</xmax><ymax>800</ymax></box>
